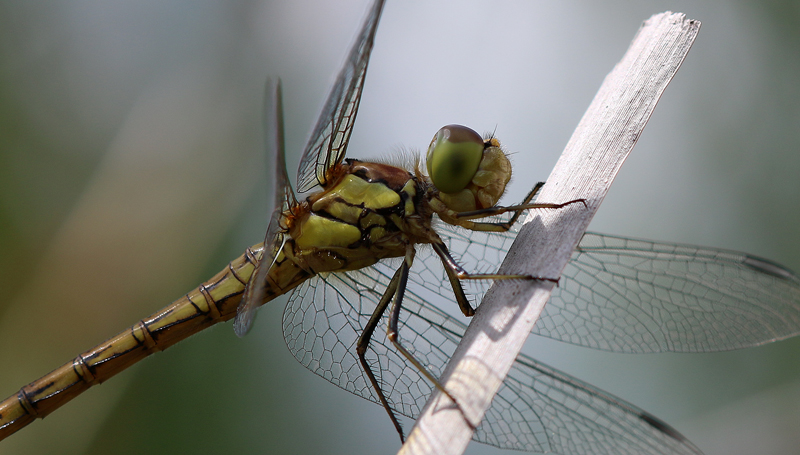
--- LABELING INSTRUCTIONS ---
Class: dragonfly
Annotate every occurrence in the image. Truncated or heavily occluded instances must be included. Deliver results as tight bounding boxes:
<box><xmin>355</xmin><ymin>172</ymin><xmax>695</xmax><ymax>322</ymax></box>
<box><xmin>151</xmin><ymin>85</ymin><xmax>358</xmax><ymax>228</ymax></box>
<box><xmin>3</xmin><ymin>1</ymin><xmax>800</xmax><ymax>454</ymax></box>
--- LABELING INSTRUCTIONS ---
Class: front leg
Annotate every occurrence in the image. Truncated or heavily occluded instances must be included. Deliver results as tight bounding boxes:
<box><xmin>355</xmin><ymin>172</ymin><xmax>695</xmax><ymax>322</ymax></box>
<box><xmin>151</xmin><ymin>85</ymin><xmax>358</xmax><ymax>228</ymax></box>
<box><xmin>432</xmin><ymin>181</ymin><xmax>586</xmax><ymax>232</ymax></box>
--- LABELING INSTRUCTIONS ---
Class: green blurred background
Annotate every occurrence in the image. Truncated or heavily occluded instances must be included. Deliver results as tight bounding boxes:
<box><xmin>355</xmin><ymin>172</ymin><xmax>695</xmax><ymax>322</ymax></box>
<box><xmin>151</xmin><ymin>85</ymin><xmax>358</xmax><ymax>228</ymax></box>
<box><xmin>1</xmin><ymin>1</ymin><xmax>799</xmax><ymax>454</ymax></box>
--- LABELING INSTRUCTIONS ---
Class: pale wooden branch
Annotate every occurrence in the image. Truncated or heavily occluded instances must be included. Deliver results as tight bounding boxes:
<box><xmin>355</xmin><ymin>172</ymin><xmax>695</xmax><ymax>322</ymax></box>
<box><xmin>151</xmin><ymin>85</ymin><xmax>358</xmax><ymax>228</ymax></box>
<box><xmin>398</xmin><ymin>12</ymin><xmax>701</xmax><ymax>455</ymax></box>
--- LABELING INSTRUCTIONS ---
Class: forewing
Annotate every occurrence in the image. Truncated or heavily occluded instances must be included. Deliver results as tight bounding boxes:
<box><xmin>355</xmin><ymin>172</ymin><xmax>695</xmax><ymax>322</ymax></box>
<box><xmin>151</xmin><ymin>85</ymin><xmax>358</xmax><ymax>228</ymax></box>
<box><xmin>235</xmin><ymin>79</ymin><xmax>296</xmax><ymax>337</ymax></box>
<box><xmin>295</xmin><ymin>0</ymin><xmax>385</xmax><ymax>193</ymax></box>
<box><xmin>536</xmin><ymin>232</ymin><xmax>800</xmax><ymax>353</ymax></box>
<box><xmin>430</xmin><ymin>219</ymin><xmax>800</xmax><ymax>353</ymax></box>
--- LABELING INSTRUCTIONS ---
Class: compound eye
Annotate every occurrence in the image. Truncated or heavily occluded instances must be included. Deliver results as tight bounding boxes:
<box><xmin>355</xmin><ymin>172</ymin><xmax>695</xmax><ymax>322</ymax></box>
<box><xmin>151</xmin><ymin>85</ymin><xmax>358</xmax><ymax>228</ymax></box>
<box><xmin>426</xmin><ymin>124</ymin><xmax>484</xmax><ymax>194</ymax></box>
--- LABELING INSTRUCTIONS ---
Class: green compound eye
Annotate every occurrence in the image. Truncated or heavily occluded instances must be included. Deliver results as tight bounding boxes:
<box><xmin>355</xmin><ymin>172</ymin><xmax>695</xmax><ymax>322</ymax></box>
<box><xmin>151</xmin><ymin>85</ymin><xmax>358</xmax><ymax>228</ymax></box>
<box><xmin>426</xmin><ymin>124</ymin><xmax>484</xmax><ymax>194</ymax></box>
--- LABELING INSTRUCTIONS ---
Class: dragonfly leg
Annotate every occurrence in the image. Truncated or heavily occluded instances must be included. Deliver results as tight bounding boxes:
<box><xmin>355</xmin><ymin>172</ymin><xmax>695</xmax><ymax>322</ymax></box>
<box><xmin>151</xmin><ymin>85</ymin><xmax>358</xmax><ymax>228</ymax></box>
<box><xmin>430</xmin><ymin>242</ymin><xmax>475</xmax><ymax>317</ymax></box>
<box><xmin>432</xmin><ymin>238</ymin><xmax>559</xmax><ymax>285</ymax></box>
<box><xmin>448</xmin><ymin>182</ymin><xmax>587</xmax><ymax>232</ymax></box>
<box><xmin>357</xmin><ymin>245</ymin><xmax>476</xmax><ymax>442</ymax></box>
<box><xmin>385</xmin><ymin>245</ymin><xmax>477</xmax><ymax>428</ymax></box>
<box><xmin>356</xmin><ymin>265</ymin><xmax>405</xmax><ymax>441</ymax></box>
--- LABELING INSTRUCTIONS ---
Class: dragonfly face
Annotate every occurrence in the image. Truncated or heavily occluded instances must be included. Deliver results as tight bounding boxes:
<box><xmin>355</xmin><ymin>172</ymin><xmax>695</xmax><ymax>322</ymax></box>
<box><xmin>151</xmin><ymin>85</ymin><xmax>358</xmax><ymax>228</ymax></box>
<box><xmin>427</xmin><ymin>125</ymin><xmax>513</xmax><ymax>214</ymax></box>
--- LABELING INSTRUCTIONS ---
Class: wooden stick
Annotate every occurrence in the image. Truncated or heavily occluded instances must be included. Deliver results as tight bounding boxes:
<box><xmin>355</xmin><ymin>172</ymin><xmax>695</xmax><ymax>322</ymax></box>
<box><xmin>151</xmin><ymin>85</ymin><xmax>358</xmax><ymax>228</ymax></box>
<box><xmin>398</xmin><ymin>11</ymin><xmax>701</xmax><ymax>455</ymax></box>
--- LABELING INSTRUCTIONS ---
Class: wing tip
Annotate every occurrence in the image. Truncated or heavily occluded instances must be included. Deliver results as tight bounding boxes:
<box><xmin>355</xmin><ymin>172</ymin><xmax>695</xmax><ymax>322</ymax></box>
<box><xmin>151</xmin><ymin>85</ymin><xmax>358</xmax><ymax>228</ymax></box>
<box><xmin>743</xmin><ymin>254</ymin><xmax>799</xmax><ymax>282</ymax></box>
<box><xmin>639</xmin><ymin>411</ymin><xmax>704</xmax><ymax>453</ymax></box>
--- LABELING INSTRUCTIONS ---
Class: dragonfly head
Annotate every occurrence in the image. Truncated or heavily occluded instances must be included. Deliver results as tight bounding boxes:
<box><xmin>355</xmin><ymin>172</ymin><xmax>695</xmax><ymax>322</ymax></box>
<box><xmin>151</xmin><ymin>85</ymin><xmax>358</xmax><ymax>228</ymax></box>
<box><xmin>426</xmin><ymin>124</ymin><xmax>511</xmax><ymax>212</ymax></box>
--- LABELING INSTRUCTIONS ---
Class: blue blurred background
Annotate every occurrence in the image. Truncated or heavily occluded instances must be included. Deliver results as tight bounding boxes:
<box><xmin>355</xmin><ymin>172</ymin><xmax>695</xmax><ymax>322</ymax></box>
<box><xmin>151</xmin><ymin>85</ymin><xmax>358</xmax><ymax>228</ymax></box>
<box><xmin>1</xmin><ymin>1</ymin><xmax>799</xmax><ymax>454</ymax></box>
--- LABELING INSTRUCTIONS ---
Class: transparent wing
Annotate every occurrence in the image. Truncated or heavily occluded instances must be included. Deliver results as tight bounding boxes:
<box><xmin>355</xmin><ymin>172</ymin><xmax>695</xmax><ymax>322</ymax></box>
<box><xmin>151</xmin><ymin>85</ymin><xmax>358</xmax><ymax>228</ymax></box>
<box><xmin>541</xmin><ymin>232</ymin><xmax>800</xmax><ymax>352</ymax></box>
<box><xmin>281</xmin><ymin>253</ymin><xmax>702</xmax><ymax>454</ymax></box>
<box><xmin>295</xmin><ymin>0</ymin><xmax>385</xmax><ymax>193</ymax></box>
<box><xmin>430</xmin><ymin>220</ymin><xmax>800</xmax><ymax>353</ymax></box>
<box><xmin>234</xmin><ymin>79</ymin><xmax>297</xmax><ymax>337</ymax></box>
<box><xmin>484</xmin><ymin>353</ymin><xmax>701</xmax><ymax>454</ymax></box>
<box><xmin>282</xmin><ymin>264</ymin><xmax>440</xmax><ymax>421</ymax></box>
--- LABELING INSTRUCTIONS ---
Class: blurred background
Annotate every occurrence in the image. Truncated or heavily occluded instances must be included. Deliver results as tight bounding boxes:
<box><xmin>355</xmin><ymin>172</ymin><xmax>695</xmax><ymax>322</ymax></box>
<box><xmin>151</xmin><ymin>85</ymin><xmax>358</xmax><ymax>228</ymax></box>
<box><xmin>1</xmin><ymin>1</ymin><xmax>799</xmax><ymax>454</ymax></box>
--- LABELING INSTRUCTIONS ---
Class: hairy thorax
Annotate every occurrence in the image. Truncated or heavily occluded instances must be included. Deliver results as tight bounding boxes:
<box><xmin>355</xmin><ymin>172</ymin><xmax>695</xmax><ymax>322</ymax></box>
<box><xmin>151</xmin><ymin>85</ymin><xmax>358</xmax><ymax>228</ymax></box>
<box><xmin>282</xmin><ymin>159</ymin><xmax>433</xmax><ymax>274</ymax></box>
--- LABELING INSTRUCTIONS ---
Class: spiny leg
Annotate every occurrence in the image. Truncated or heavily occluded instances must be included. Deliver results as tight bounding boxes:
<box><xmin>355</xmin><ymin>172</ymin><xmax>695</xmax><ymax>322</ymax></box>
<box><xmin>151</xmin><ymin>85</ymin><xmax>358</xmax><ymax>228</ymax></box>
<box><xmin>498</xmin><ymin>181</ymin><xmax>544</xmax><ymax>227</ymax></box>
<box><xmin>496</xmin><ymin>181</ymin><xmax>545</xmax><ymax>226</ymax></box>
<box><xmin>356</xmin><ymin>246</ymin><xmax>473</xmax><ymax>442</ymax></box>
<box><xmin>455</xmin><ymin>182</ymin><xmax>586</xmax><ymax>232</ymax></box>
<box><xmin>431</xmin><ymin>242</ymin><xmax>475</xmax><ymax>317</ymax></box>
<box><xmin>356</xmin><ymin>266</ymin><xmax>405</xmax><ymax>441</ymax></box>
<box><xmin>385</xmin><ymin>245</ymin><xmax>476</xmax><ymax>428</ymax></box>
<box><xmin>432</xmin><ymin>239</ymin><xmax>559</xmax><ymax>287</ymax></box>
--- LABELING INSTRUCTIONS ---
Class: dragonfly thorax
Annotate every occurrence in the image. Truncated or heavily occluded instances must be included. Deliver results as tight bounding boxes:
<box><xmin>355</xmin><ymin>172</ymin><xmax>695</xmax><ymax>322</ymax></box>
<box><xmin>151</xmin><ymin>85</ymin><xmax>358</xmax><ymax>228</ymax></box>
<box><xmin>282</xmin><ymin>159</ymin><xmax>426</xmax><ymax>276</ymax></box>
